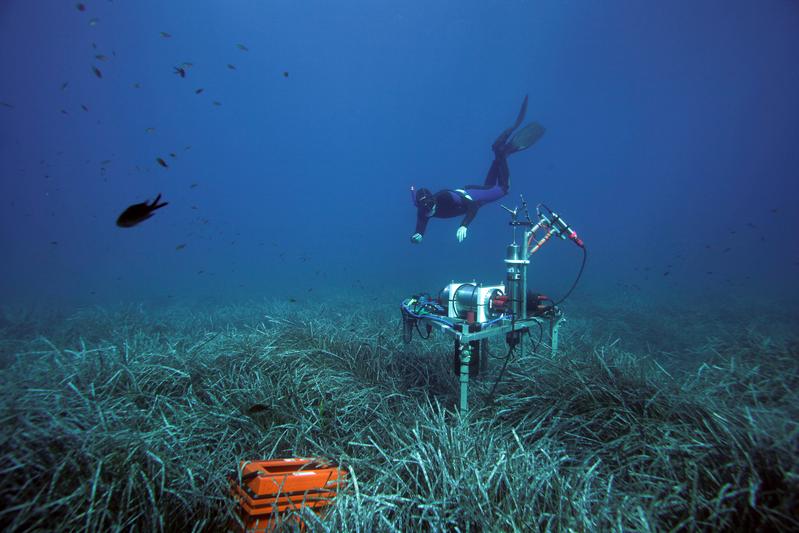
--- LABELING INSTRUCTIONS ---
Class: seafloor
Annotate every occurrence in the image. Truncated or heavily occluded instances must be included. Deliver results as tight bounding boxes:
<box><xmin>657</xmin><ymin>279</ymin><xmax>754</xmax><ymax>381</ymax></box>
<box><xmin>0</xmin><ymin>295</ymin><xmax>797</xmax><ymax>531</ymax></box>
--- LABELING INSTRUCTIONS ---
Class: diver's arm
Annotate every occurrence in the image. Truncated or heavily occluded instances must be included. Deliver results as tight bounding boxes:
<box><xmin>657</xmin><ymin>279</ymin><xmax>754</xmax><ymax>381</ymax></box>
<box><xmin>415</xmin><ymin>209</ymin><xmax>430</xmax><ymax>235</ymax></box>
<box><xmin>460</xmin><ymin>202</ymin><xmax>479</xmax><ymax>228</ymax></box>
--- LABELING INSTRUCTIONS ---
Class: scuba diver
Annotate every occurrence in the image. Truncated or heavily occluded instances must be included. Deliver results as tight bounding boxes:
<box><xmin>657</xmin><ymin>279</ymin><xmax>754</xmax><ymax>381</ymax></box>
<box><xmin>411</xmin><ymin>95</ymin><xmax>545</xmax><ymax>243</ymax></box>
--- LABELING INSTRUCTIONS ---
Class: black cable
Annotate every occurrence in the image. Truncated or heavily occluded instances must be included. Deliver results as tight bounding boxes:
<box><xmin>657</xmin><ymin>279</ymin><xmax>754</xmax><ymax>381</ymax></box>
<box><xmin>485</xmin><ymin>343</ymin><xmax>516</xmax><ymax>405</ymax></box>
<box><xmin>553</xmin><ymin>245</ymin><xmax>587</xmax><ymax>306</ymax></box>
<box><xmin>526</xmin><ymin>321</ymin><xmax>544</xmax><ymax>354</ymax></box>
<box><xmin>414</xmin><ymin>319</ymin><xmax>431</xmax><ymax>339</ymax></box>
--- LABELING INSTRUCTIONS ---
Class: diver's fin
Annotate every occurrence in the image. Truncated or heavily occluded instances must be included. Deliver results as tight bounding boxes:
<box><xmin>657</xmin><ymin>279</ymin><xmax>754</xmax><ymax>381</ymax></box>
<box><xmin>508</xmin><ymin>122</ymin><xmax>545</xmax><ymax>153</ymax></box>
<box><xmin>512</xmin><ymin>94</ymin><xmax>529</xmax><ymax>131</ymax></box>
<box><xmin>492</xmin><ymin>95</ymin><xmax>530</xmax><ymax>152</ymax></box>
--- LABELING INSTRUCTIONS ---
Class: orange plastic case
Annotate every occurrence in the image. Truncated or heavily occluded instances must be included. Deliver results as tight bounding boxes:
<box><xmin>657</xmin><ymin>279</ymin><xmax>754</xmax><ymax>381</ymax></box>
<box><xmin>228</xmin><ymin>458</ymin><xmax>346</xmax><ymax>532</ymax></box>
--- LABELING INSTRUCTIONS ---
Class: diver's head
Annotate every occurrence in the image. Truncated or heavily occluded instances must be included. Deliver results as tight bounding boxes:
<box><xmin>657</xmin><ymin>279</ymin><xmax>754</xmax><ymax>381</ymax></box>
<box><xmin>415</xmin><ymin>188</ymin><xmax>436</xmax><ymax>213</ymax></box>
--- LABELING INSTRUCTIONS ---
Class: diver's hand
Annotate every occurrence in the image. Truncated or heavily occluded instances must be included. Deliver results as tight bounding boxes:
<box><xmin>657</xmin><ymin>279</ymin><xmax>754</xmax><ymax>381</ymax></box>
<box><xmin>456</xmin><ymin>226</ymin><xmax>468</xmax><ymax>242</ymax></box>
<box><xmin>411</xmin><ymin>233</ymin><xmax>423</xmax><ymax>244</ymax></box>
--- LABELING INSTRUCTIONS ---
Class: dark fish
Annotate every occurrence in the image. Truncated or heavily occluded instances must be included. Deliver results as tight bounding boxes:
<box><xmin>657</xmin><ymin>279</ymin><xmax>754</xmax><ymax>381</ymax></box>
<box><xmin>184</xmin><ymin>145</ymin><xmax>191</xmax><ymax>150</ymax></box>
<box><xmin>722</xmin><ymin>247</ymin><xmax>731</xmax><ymax>253</ymax></box>
<box><xmin>174</xmin><ymin>66</ymin><xmax>186</xmax><ymax>78</ymax></box>
<box><xmin>61</xmin><ymin>81</ymin><xmax>69</xmax><ymax>90</ymax></box>
<box><xmin>156</xmin><ymin>157</ymin><xmax>168</xmax><ymax>168</ymax></box>
<box><xmin>160</xmin><ymin>31</ymin><xmax>172</xmax><ymax>38</ymax></box>
<box><xmin>0</xmin><ymin>102</ymin><xmax>13</xmax><ymax>108</ymax></box>
<box><xmin>116</xmin><ymin>194</ymin><xmax>168</xmax><ymax>227</ymax></box>
<box><xmin>194</xmin><ymin>88</ymin><xmax>204</xmax><ymax>94</ymax></box>
<box><xmin>76</xmin><ymin>3</ymin><xmax>86</xmax><ymax>11</ymax></box>
<box><xmin>283</xmin><ymin>71</ymin><xmax>289</xmax><ymax>78</ymax></box>
<box><xmin>100</xmin><ymin>159</ymin><xmax>111</xmax><ymax>165</ymax></box>
<box><xmin>746</xmin><ymin>222</ymin><xmax>756</xmax><ymax>229</ymax></box>
<box><xmin>237</xmin><ymin>43</ymin><xmax>249</xmax><ymax>51</ymax></box>
<box><xmin>169</xmin><ymin>152</ymin><xmax>177</xmax><ymax>158</ymax></box>
<box><xmin>92</xmin><ymin>66</ymin><xmax>102</xmax><ymax>78</ymax></box>
<box><xmin>175</xmin><ymin>243</ymin><xmax>186</xmax><ymax>250</ymax></box>
<box><xmin>133</xmin><ymin>82</ymin><xmax>142</xmax><ymax>89</ymax></box>
<box><xmin>190</xmin><ymin>183</ymin><xmax>199</xmax><ymax>188</ymax></box>
<box><xmin>227</xmin><ymin>64</ymin><xmax>236</xmax><ymax>70</ymax></box>
<box><xmin>247</xmin><ymin>404</ymin><xmax>270</xmax><ymax>414</ymax></box>
<box><xmin>50</xmin><ymin>241</ymin><xmax>58</xmax><ymax>245</ymax></box>
<box><xmin>770</xmin><ymin>208</ymin><xmax>778</xmax><ymax>214</ymax></box>
<box><xmin>663</xmin><ymin>271</ymin><xmax>670</xmax><ymax>276</ymax></box>
<box><xmin>81</xmin><ymin>104</ymin><xmax>89</xmax><ymax>112</ymax></box>
<box><xmin>145</xmin><ymin>127</ymin><xmax>155</xmax><ymax>134</ymax></box>
<box><xmin>60</xmin><ymin>109</ymin><xmax>69</xmax><ymax>115</ymax></box>
<box><xmin>95</xmin><ymin>54</ymin><xmax>109</xmax><ymax>61</ymax></box>
<box><xmin>706</xmin><ymin>271</ymin><xmax>713</xmax><ymax>275</ymax></box>
<box><xmin>289</xmin><ymin>298</ymin><xmax>297</xmax><ymax>303</ymax></box>
<box><xmin>212</xmin><ymin>100</ymin><xmax>222</xmax><ymax>106</ymax></box>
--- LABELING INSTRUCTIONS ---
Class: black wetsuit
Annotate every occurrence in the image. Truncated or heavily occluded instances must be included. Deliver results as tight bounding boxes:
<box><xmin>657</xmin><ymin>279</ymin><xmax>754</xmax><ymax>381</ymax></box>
<box><xmin>414</xmin><ymin>133</ymin><xmax>513</xmax><ymax>236</ymax></box>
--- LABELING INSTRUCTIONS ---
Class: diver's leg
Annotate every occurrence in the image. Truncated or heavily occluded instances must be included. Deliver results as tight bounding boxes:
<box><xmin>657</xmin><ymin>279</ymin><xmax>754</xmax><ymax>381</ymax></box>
<box><xmin>481</xmin><ymin>145</ymin><xmax>511</xmax><ymax>191</ymax></box>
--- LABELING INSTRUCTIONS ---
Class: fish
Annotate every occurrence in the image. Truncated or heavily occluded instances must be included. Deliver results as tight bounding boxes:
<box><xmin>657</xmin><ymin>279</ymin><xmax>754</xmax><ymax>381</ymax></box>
<box><xmin>237</xmin><ymin>43</ymin><xmax>249</xmax><ymax>51</ymax></box>
<box><xmin>81</xmin><ymin>104</ymin><xmax>89</xmax><ymax>112</ymax></box>
<box><xmin>92</xmin><ymin>66</ymin><xmax>102</xmax><ymax>78</ymax></box>
<box><xmin>61</xmin><ymin>109</ymin><xmax>69</xmax><ymax>115</ymax></box>
<box><xmin>194</xmin><ymin>88</ymin><xmax>204</xmax><ymax>94</ymax></box>
<box><xmin>169</xmin><ymin>152</ymin><xmax>177</xmax><ymax>158</ymax></box>
<box><xmin>283</xmin><ymin>71</ymin><xmax>289</xmax><ymax>78</ymax></box>
<box><xmin>76</xmin><ymin>3</ymin><xmax>86</xmax><ymax>11</ymax></box>
<box><xmin>722</xmin><ymin>247</ymin><xmax>731</xmax><ymax>253</ymax></box>
<box><xmin>100</xmin><ymin>159</ymin><xmax>111</xmax><ymax>165</ymax></box>
<box><xmin>160</xmin><ymin>31</ymin><xmax>172</xmax><ymax>38</ymax></box>
<box><xmin>145</xmin><ymin>127</ymin><xmax>155</xmax><ymax>134</ymax></box>
<box><xmin>95</xmin><ymin>54</ymin><xmax>109</xmax><ymax>61</ymax></box>
<box><xmin>50</xmin><ymin>241</ymin><xmax>58</xmax><ymax>245</ymax></box>
<box><xmin>175</xmin><ymin>243</ymin><xmax>186</xmax><ymax>250</ymax></box>
<box><xmin>247</xmin><ymin>404</ymin><xmax>270</xmax><ymax>414</ymax></box>
<box><xmin>174</xmin><ymin>66</ymin><xmax>186</xmax><ymax>78</ymax></box>
<box><xmin>116</xmin><ymin>194</ymin><xmax>168</xmax><ymax>227</ymax></box>
<box><xmin>212</xmin><ymin>100</ymin><xmax>222</xmax><ymax>106</ymax></box>
<box><xmin>190</xmin><ymin>183</ymin><xmax>199</xmax><ymax>188</ymax></box>
<box><xmin>61</xmin><ymin>81</ymin><xmax>69</xmax><ymax>90</ymax></box>
<box><xmin>133</xmin><ymin>82</ymin><xmax>142</xmax><ymax>89</ymax></box>
<box><xmin>227</xmin><ymin>64</ymin><xmax>236</xmax><ymax>70</ymax></box>
<box><xmin>0</xmin><ymin>102</ymin><xmax>13</xmax><ymax>108</ymax></box>
<box><xmin>156</xmin><ymin>157</ymin><xmax>168</xmax><ymax>168</ymax></box>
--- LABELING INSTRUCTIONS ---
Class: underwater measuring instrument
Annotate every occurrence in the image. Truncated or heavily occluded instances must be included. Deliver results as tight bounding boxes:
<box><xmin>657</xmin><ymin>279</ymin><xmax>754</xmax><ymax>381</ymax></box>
<box><xmin>228</xmin><ymin>457</ymin><xmax>346</xmax><ymax>532</ymax></box>
<box><xmin>400</xmin><ymin>196</ymin><xmax>586</xmax><ymax>411</ymax></box>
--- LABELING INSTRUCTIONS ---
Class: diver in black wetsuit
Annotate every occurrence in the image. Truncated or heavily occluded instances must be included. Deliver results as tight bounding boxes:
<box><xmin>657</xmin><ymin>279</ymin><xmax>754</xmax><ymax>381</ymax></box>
<box><xmin>410</xmin><ymin>95</ymin><xmax>545</xmax><ymax>243</ymax></box>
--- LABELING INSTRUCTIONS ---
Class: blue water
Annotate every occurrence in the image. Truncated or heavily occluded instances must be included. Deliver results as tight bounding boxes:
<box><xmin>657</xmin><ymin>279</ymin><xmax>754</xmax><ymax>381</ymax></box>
<box><xmin>1</xmin><ymin>0</ymin><xmax>798</xmax><ymax>308</ymax></box>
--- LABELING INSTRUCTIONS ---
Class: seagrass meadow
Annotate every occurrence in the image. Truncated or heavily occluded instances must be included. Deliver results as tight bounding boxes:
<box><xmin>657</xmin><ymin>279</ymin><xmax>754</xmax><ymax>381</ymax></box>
<box><xmin>1</xmin><ymin>297</ymin><xmax>797</xmax><ymax>531</ymax></box>
<box><xmin>2</xmin><ymin>1</ymin><xmax>799</xmax><ymax>531</ymax></box>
